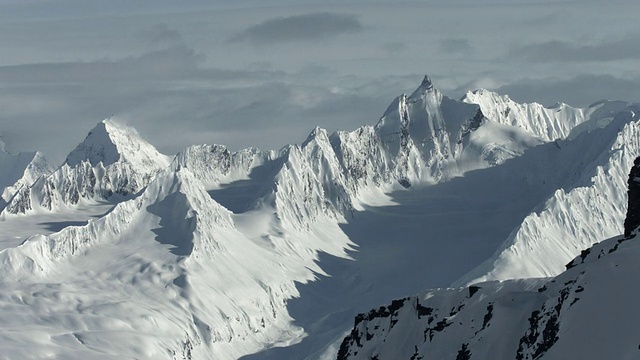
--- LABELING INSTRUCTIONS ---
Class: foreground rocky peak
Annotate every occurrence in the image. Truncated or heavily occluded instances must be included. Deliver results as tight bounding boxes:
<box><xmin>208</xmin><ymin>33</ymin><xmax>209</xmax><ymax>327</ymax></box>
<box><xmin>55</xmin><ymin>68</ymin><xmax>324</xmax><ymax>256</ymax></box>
<box><xmin>624</xmin><ymin>156</ymin><xmax>640</xmax><ymax>238</ymax></box>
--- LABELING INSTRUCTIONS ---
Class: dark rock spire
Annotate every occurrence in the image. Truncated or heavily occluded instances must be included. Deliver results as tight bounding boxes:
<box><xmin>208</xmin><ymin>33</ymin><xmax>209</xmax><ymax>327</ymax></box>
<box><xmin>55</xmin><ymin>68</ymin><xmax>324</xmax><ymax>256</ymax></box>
<box><xmin>623</xmin><ymin>156</ymin><xmax>640</xmax><ymax>238</ymax></box>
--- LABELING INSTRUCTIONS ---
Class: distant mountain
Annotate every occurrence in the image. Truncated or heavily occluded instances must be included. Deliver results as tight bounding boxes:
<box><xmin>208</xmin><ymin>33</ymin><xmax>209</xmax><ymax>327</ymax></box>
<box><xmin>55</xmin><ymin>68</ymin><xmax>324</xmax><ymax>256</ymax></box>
<box><xmin>0</xmin><ymin>139</ymin><xmax>52</xmax><ymax>211</ymax></box>
<box><xmin>2</xmin><ymin>119</ymin><xmax>171</xmax><ymax>214</ymax></box>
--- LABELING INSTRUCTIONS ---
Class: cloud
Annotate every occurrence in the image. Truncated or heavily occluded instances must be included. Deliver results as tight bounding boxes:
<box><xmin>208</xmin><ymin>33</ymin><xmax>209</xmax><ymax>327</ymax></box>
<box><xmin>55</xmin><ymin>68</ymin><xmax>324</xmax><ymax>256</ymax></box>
<box><xmin>493</xmin><ymin>74</ymin><xmax>640</xmax><ymax>107</ymax></box>
<box><xmin>3</xmin><ymin>1</ymin><xmax>640</xmax><ymax>166</ymax></box>
<box><xmin>0</xmin><ymin>45</ymin><xmax>205</xmax><ymax>85</ymax></box>
<box><xmin>439</xmin><ymin>38</ymin><xmax>471</xmax><ymax>54</ymax></box>
<box><xmin>381</xmin><ymin>42</ymin><xmax>406</xmax><ymax>54</ymax></box>
<box><xmin>139</xmin><ymin>23</ymin><xmax>183</xmax><ymax>46</ymax></box>
<box><xmin>230</xmin><ymin>12</ymin><xmax>363</xmax><ymax>44</ymax></box>
<box><xmin>511</xmin><ymin>36</ymin><xmax>640</xmax><ymax>62</ymax></box>
<box><xmin>0</xmin><ymin>44</ymin><xmax>288</xmax><ymax>162</ymax></box>
<box><xmin>0</xmin><ymin>34</ymin><xmax>407</xmax><ymax>164</ymax></box>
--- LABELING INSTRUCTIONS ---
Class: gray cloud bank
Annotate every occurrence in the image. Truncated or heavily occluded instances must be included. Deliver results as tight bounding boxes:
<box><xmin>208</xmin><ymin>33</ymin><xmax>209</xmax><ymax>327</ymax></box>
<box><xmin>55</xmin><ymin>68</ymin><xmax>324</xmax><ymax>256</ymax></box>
<box><xmin>3</xmin><ymin>1</ymin><xmax>640</xmax><ymax>164</ymax></box>
<box><xmin>0</xmin><ymin>32</ymin><xmax>403</xmax><ymax>164</ymax></box>
<box><xmin>439</xmin><ymin>38</ymin><xmax>471</xmax><ymax>54</ymax></box>
<box><xmin>230</xmin><ymin>12</ymin><xmax>363</xmax><ymax>44</ymax></box>
<box><xmin>494</xmin><ymin>74</ymin><xmax>640</xmax><ymax>107</ymax></box>
<box><xmin>513</xmin><ymin>36</ymin><xmax>640</xmax><ymax>62</ymax></box>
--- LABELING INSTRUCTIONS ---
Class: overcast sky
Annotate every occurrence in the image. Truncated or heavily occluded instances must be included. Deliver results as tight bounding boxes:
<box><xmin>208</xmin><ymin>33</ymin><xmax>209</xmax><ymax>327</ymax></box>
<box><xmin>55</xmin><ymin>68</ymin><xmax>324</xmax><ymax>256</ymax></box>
<box><xmin>1</xmin><ymin>0</ymin><xmax>640</xmax><ymax>163</ymax></box>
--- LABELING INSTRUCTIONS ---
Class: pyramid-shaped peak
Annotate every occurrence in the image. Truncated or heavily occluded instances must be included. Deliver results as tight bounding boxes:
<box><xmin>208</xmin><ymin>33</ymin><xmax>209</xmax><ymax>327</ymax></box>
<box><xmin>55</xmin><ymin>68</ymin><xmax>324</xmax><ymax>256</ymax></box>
<box><xmin>302</xmin><ymin>126</ymin><xmax>331</xmax><ymax>147</ymax></box>
<box><xmin>408</xmin><ymin>75</ymin><xmax>438</xmax><ymax>100</ymax></box>
<box><xmin>65</xmin><ymin>118</ymin><xmax>170</xmax><ymax>169</ymax></box>
<box><xmin>421</xmin><ymin>75</ymin><xmax>433</xmax><ymax>89</ymax></box>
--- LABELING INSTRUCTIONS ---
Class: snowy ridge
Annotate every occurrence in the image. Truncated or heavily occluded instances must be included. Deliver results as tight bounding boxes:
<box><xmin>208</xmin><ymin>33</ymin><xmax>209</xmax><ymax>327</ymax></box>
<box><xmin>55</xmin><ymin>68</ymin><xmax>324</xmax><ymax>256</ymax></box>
<box><xmin>462</xmin><ymin>89</ymin><xmax>630</xmax><ymax>141</ymax></box>
<box><xmin>456</xmin><ymin>107</ymin><xmax>640</xmax><ymax>286</ymax></box>
<box><xmin>338</xmin><ymin>235</ymin><xmax>640</xmax><ymax>360</ymax></box>
<box><xmin>0</xmin><ymin>166</ymin><xmax>354</xmax><ymax>359</ymax></box>
<box><xmin>0</xmin><ymin>147</ymin><xmax>52</xmax><ymax>208</ymax></box>
<box><xmin>267</xmin><ymin>128</ymin><xmax>355</xmax><ymax>230</ymax></box>
<box><xmin>0</xmin><ymin>167</ymin><xmax>228</xmax><ymax>282</ymax></box>
<box><xmin>175</xmin><ymin>77</ymin><xmax>500</xmax><ymax>224</ymax></box>
<box><xmin>330</xmin><ymin>125</ymin><xmax>393</xmax><ymax>192</ymax></box>
<box><xmin>3</xmin><ymin>119</ymin><xmax>171</xmax><ymax>215</ymax></box>
<box><xmin>172</xmin><ymin>144</ymin><xmax>278</xmax><ymax>188</ymax></box>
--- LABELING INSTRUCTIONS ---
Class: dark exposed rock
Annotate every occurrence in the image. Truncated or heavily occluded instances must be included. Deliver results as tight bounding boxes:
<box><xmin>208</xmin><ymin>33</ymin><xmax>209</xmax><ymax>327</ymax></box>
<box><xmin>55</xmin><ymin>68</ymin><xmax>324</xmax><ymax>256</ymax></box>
<box><xmin>456</xmin><ymin>343</ymin><xmax>472</xmax><ymax>360</ymax></box>
<box><xmin>624</xmin><ymin>156</ymin><xmax>640</xmax><ymax>238</ymax></box>
<box><xmin>481</xmin><ymin>303</ymin><xmax>493</xmax><ymax>332</ymax></box>
<box><xmin>459</xmin><ymin>109</ymin><xmax>485</xmax><ymax>143</ymax></box>
<box><xmin>338</xmin><ymin>298</ymin><xmax>409</xmax><ymax>359</ymax></box>
<box><xmin>468</xmin><ymin>286</ymin><xmax>481</xmax><ymax>298</ymax></box>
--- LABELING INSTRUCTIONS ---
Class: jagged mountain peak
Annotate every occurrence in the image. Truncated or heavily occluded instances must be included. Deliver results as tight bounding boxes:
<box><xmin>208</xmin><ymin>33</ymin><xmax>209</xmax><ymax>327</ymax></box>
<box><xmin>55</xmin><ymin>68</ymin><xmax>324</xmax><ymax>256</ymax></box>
<box><xmin>302</xmin><ymin>126</ymin><xmax>331</xmax><ymax>147</ymax></box>
<box><xmin>409</xmin><ymin>75</ymin><xmax>435</xmax><ymax>98</ymax></box>
<box><xmin>65</xmin><ymin>118</ymin><xmax>170</xmax><ymax>169</ymax></box>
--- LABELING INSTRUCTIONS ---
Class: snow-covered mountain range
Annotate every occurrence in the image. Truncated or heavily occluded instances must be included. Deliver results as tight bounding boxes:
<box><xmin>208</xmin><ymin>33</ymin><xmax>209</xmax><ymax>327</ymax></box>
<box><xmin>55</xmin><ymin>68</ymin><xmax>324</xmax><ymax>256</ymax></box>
<box><xmin>0</xmin><ymin>76</ymin><xmax>638</xmax><ymax>359</ymax></box>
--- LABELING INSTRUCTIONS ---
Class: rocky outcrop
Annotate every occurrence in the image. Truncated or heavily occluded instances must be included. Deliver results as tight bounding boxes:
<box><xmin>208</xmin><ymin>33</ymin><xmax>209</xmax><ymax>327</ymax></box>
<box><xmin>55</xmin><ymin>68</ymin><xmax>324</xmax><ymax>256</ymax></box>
<box><xmin>624</xmin><ymin>156</ymin><xmax>640</xmax><ymax>238</ymax></box>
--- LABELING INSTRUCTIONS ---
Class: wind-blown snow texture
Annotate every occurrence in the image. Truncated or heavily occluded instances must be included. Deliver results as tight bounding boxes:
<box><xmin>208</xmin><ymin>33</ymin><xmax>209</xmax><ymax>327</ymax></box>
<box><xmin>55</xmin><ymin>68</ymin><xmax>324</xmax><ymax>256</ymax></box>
<box><xmin>0</xmin><ymin>76</ymin><xmax>639</xmax><ymax>359</ymax></box>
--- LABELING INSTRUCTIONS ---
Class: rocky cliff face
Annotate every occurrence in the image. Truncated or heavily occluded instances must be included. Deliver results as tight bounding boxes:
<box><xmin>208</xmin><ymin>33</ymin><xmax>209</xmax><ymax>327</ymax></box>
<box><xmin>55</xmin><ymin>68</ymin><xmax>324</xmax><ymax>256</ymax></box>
<box><xmin>624</xmin><ymin>156</ymin><xmax>640</xmax><ymax>238</ymax></box>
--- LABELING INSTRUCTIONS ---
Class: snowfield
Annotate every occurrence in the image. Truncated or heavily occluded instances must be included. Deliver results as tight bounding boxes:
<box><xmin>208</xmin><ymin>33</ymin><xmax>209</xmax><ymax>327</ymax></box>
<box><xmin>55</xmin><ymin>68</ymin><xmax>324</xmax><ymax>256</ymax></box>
<box><xmin>0</xmin><ymin>76</ymin><xmax>638</xmax><ymax>359</ymax></box>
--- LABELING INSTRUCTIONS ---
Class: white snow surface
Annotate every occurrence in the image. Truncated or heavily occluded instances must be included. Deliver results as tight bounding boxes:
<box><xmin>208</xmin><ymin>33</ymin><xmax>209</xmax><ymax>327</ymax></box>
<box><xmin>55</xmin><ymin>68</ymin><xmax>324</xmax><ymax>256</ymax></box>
<box><xmin>0</xmin><ymin>76</ymin><xmax>638</xmax><ymax>359</ymax></box>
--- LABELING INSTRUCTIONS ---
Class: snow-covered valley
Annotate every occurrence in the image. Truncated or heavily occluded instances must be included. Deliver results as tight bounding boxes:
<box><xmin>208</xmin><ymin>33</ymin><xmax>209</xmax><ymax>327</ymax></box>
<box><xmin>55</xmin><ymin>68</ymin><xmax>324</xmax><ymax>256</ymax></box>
<box><xmin>1</xmin><ymin>76</ymin><xmax>639</xmax><ymax>359</ymax></box>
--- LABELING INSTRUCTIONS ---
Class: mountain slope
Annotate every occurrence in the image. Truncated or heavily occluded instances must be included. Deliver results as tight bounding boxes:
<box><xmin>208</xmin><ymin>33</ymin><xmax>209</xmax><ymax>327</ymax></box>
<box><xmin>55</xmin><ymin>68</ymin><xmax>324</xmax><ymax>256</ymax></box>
<box><xmin>462</xmin><ymin>89</ymin><xmax>630</xmax><ymax>141</ymax></box>
<box><xmin>0</xmin><ymin>165</ymin><xmax>358</xmax><ymax>359</ymax></box>
<box><xmin>338</xmin><ymin>232</ymin><xmax>640</xmax><ymax>359</ymax></box>
<box><xmin>455</xmin><ymin>106</ymin><xmax>640</xmax><ymax>286</ymax></box>
<box><xmin>337</xmin><ymin>140</ymin><xmax>640</xmax><ymax>360</ymax></box>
